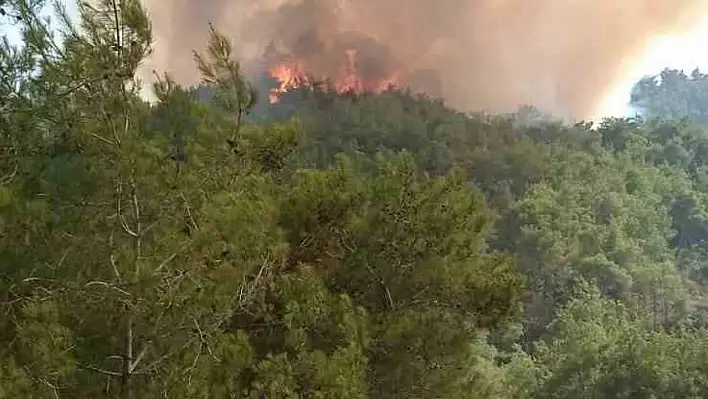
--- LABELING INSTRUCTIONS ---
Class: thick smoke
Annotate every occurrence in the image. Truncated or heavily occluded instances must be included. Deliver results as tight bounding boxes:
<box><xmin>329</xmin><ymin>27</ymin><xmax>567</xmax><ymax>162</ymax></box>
<box><xmin>140</xmin><ymin>0</ymin><xmax>708</xmax><ymax>119</ymax></box>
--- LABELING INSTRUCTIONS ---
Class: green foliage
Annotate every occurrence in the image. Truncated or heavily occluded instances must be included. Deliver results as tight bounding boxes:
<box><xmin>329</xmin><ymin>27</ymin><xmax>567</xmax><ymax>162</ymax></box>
<box><xmin>631</xmin><ymin>68</ymin><xmax>708</xmax><ymax>124</ymax></box>
<box><xmin>7</xmin><ymin>2</ymin><xmax>708</xmax><ymax>397</ymax></box>
<box><xmin>509</xmin><ymin>287</ymin><xmax>708</xmax><ymax>398</ymax></box>
<box><xmin>276</xmin><ymin>154</ymin><xmax>521</xmax><ymax>397</ymax></box>
<box><xmin>194</xmin><ymin>24</ymin><xmax>257</xmax><ymax>134</ymax></box>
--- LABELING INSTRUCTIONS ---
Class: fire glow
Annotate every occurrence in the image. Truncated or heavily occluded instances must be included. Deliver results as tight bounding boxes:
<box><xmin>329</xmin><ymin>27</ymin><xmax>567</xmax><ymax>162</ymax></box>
<box><xmin>267</xmin><ymin>48</ymin><xmax>401</xmax><ymax>103</ymax></box>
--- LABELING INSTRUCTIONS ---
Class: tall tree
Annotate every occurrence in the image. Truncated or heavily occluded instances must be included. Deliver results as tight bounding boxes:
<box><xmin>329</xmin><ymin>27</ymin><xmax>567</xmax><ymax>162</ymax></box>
<box><xmin>630</xmin><ymin>68</ymin><xmax>708</xmax><ymax>123</ymax></box>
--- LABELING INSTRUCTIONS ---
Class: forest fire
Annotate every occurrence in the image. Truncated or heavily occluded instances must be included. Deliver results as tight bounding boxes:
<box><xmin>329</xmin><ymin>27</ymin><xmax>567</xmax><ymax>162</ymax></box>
<box><xmin>268</xmin><ymin>62</ymin><xmax>311</xmax><ymax>103</ymax></box>
<box><xmin>145</xmin><ymin>0</ymin><xmax>708</xmax><ymax>118</ymax></box>
<box><xmin>267</xmin><ymin>48</ymin><xmax>402</xmax><ymax>103</ymax></box>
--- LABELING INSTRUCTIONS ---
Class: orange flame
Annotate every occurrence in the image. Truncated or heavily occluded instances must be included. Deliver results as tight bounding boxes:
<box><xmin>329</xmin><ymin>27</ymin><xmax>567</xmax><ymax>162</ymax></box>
<box><xmin>268</xmin><ymin>49</ymin><xmax>400</xmax><ymax>103</ymax></box>
<box><xmin>269</xmin><ymin>61</ymin><xmax>311</xmax><ymax>103</ymax></box>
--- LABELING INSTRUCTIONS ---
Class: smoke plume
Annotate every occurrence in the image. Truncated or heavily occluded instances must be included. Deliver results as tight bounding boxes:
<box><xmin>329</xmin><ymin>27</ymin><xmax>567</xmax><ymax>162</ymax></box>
<box><xmin>140</xmin><ymin>0</ymin><xmax>708</xmax><ymax>119</ymax></box>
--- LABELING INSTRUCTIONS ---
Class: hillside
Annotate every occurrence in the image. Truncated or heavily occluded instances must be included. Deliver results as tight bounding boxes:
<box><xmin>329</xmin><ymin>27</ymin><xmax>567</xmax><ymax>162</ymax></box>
<box><xmin>5</xmin><ymin>1</ymin><xmax>708</xmax><ymax>398</ymax></box>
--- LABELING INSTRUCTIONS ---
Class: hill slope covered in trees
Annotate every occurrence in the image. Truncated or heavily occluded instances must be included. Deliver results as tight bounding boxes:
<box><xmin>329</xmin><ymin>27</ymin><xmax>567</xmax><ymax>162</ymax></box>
<box><xmin>5</xmin><ymin>1</ymin><xmax>708</xmax><ymax>397</ymax></box>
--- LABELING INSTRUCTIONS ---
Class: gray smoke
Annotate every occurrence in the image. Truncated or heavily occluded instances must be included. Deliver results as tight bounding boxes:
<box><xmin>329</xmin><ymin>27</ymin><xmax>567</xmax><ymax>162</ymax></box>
<box><xmin>140</xmin><ymin>0</ymin><xmax>708</xmax><ymax>119</ymax></box>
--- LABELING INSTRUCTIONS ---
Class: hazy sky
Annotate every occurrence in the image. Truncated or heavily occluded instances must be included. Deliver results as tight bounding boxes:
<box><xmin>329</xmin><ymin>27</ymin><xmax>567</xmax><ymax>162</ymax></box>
<box><xmin>595</xmin><ymin>22</ymin><xmax>708</xmax><ymax>119</ymax></box>
<box><xmin>2</xmin><ymin>0</ymin><xmax>708</xmax><ymax>120</ymax></box>
<box><xmin>1</xmin><ymin>0</ymin><xmax>77</xmax><ymax>47</ymax></box>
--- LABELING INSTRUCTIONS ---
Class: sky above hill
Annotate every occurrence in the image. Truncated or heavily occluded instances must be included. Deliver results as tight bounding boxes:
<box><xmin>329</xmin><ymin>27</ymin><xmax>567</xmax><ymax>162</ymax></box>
<box><xmin>2</xmin><ymin>0</ymin><xmax>708</xmax><ymax>121</ymax></box>
<box><xmin>594</xmin><ymin>21</ymin><xmax>708</xmax><ymax>120</ymax></box>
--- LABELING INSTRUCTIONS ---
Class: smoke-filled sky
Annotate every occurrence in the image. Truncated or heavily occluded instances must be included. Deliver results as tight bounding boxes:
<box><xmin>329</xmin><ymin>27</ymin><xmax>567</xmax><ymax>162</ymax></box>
<box><xmin>140</xmin><ymin>0</ymin><xmax>708</xmax><ymax>120</ymax></box>
<box><xmin>598</xmin><ymin>22</ymin><xmax>708</xmax><ymax>119</ymax></box>
<box><xmin>4</xmin><ymin>0</ymin><xmax>708</xmax><ymax>119</ymax></box>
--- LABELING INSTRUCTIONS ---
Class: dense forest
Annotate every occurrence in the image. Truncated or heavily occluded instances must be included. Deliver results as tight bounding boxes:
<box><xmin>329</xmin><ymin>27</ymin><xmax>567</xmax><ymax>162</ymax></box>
<box><xmin>7</xmin><ymin>1</ymin><xmax>708</xmax><ymax>398</ymax></box>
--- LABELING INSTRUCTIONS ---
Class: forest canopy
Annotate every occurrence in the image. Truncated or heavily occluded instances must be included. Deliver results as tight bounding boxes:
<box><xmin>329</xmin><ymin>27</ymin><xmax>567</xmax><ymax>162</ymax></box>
<box><xmin>631</xmin><ymin>67</ymin><xmax>708</xmax><ymax>123</ymax></box>
<box><xmin>4</xmin><ymin>1</ymin><xmax>708</xmax><ymax>398</ymax></box>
